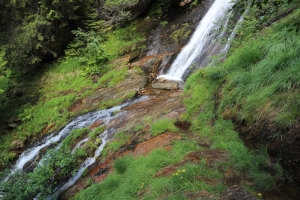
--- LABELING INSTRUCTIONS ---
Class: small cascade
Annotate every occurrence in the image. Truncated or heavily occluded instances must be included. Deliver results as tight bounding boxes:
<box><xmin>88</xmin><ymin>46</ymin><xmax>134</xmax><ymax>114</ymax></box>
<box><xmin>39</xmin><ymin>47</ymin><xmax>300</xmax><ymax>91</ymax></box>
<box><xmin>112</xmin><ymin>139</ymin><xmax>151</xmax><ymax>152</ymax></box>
<box><xmin>50</xmin><ymin>129</ymin><xmax>112</xmax><ymax>199</ymax></box>
<box><xmin>222</xmin><ymin>7</ymin><xmax>249</xmax><ymax>53</ymax></box>
<box><xmin>14</xmin><ymin>106</ymin><xmax>121</xmax><ymax>170</ymax></box>
<box><xmin>13</xmin><ymin>97</ymin><xmax>147</xmax><ymax>171</ymax></box>
<box><xmin>4</xmin><ymin>96</ymin><xmax>148</xmax><ymax>199</ymax></box>
<box><xmin>158</xmin><ymin>0</ymin><xmax>235</xmax><ymax>81</ymax></box>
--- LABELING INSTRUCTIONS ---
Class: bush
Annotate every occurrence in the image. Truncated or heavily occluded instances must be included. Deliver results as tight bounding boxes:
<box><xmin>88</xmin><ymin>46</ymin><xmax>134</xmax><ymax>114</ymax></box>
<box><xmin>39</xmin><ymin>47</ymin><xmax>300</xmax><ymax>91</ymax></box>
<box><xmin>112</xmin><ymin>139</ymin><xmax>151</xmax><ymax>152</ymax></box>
<box><xmin>113</xmin><ymin>156</ymin><xmax>132</xmax><ymax>174</ymax></box>
<box><xmin>65</xmin><ymin>29</ymin><xmax>108</xmax><ymax>76</ymax></box>
<box><xmin>62</xmin><ymin>128</ymin><xmax>90</xmax><ymax>149</ymax></box>
<box><xmin>0</xmin><ymin>148</ymin><xmax>78</xmax><ymax>199</ymax></box>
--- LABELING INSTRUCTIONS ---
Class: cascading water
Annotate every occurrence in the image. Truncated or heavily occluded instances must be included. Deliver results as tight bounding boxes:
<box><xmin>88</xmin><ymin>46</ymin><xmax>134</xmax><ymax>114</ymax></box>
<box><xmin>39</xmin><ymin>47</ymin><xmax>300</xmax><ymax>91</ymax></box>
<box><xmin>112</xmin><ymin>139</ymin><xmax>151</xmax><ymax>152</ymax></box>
<box><xmin>13</xmin><ymin>96</ymin><xmax>147</xmax><ymax>171</ymax></box>
<box><xmin>158</xmin><ymin>0</ymin><xmax>235</xmax><ymax>81</ymax></box>
<box><xmin>3</xmin><ymin>96</ymin><xmax>148</xmax><ymax>199</ymax></box>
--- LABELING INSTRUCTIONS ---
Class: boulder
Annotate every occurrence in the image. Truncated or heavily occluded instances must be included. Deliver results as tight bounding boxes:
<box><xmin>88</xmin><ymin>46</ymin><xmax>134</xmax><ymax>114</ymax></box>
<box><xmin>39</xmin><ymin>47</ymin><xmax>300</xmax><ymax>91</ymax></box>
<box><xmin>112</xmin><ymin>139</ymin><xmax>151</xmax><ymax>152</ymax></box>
<box><xmin>152</xmin><ymin>80</ymin><xmax>178</xmax><ymax>90</ymax></box>
<box><xmin>224</xmin><ymin>169</ymin><xmax>242</xmax><ymax>186</ymax></box>
<box><xmin>142</xmin><ymin>57</ymin><xmax>161</xmax><ymax>73</ymax></box>
<box><xmin>219</xmin><ymin>185</ymin><xmax>258</xmax><ymax>200</ymax></box>
<box><xmin>179</xmin><ymin>0</ymin><xmax>193</xmax><ymax>7</ymax></box>
<box><xmin>11</xmin><ymin>140</ymin><xmax>24</xmax><ymax>151</ymax></box>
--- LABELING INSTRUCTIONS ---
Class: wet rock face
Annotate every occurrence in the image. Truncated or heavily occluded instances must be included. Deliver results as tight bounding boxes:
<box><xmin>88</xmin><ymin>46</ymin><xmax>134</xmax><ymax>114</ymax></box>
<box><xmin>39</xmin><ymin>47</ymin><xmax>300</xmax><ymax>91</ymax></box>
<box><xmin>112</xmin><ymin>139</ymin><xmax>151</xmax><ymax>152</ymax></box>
<box><xmin>141</xmin><ymin>57</ymin><xmax>161</xmax><ymax>73</ymax></box>
<box><xmin>145</xmin><ymin>0</ymin><xmax>214</xmax><ymax>73</ymax></box>
<box><xmin>224</xmin><ymin>169</ymin><xmax>242</xmax><ymax>186</ymax></box>
<box><xmin>152</xmin><ymin>79</ymin><xmax>178</xmax><ymax>90</ymax></box>
<box><xmin>69</xmin><ymin>66</ymin><xmax>147</xmax><ymax>114</ymax></box>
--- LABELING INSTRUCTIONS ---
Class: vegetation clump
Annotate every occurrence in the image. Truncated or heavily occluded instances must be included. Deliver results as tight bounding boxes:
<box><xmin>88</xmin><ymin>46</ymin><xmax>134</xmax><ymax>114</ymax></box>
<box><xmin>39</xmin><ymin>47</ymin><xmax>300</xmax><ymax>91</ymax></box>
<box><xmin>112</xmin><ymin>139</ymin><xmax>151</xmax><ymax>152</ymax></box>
<box><xmin>150</xmin><ymin>118</ymin><xmax>178</xmax><ymax>136</ymax></box>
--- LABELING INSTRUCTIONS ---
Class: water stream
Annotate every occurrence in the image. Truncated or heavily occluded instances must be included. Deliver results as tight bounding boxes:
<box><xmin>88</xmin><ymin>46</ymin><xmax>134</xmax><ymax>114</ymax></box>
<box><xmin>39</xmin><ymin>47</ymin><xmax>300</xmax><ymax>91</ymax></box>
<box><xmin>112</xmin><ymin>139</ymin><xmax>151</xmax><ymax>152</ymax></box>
<box><xmin>158</xmin><ymin>0</ymin><xmax>235</xmax><ymax>81</ymax></box>
<box><xmin>4</xmin><ymin>96</ymin><xmax>148</xmax><ymax>199</ymax></box>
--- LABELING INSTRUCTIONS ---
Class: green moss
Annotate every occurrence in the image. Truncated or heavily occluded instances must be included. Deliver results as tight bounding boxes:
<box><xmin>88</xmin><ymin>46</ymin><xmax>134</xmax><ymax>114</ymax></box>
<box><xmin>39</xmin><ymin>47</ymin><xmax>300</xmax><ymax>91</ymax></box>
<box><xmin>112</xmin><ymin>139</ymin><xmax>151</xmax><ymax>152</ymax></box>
<box><xmin>86</xmin><ymin>177</ymin><xmax>95</xmax><ymax>187</ymax></box>
<box><xmin>97</xmin><ymin>67</ymin><xmax>128</xmax><ymax>88</ymax></box>
<box><xmin>134</xmin><ymin>124</ymin><xmax>144</xmax><ymax>132</ymax></box>
<box><xmin>89</xmin><ymin>126</ymin><xmax>106</xmax><ymax>140</ymax></box>
<box><xmin>101</xmin><ymin>131</ymin><xmax>131</xmax><ymax>159</ymax></box>
<box><xmin>101</xmin><ymin>98</ymin><xmax>124</xmax><ymax>108</ymax></box>
<box><xmin>170</xmin><ymin>23</ymin><xmax>190</xmax><ymax>44</ymax></box>
<box><xmin>124</xmin><ymin>90</ymin><xmax>137</xmax><ymax>99</ymax></box>
<box><xmin>150</xmin><ymin>118</ymin><xmax>178</xmax><ymax>137</ymax></box>
<box><xmin>101</xmin><ymin>21</ymin><xmax>145</xmax><ymax>62</ymax></box>
<box><xmin>62</xmin><ymin>128</ymin><xmax>90</xmax><ymax>149</ymax></box>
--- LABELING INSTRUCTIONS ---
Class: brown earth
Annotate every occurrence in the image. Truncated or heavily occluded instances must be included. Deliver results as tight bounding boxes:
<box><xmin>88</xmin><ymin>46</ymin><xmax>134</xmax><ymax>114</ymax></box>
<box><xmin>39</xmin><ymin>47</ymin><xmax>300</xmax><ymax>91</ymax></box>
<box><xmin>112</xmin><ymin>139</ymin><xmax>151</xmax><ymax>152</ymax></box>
<box><xmin>60</xmin><ymin>84</ymin><xmax>186</xmax><ymax>199</ymax></box>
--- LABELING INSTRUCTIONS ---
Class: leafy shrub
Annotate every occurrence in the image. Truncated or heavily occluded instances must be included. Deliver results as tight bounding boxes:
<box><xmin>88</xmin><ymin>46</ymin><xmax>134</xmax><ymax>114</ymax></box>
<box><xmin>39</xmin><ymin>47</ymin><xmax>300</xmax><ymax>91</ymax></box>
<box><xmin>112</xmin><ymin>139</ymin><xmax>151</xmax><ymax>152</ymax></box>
<box><xmin>89</xmin><ymin>126</ymin><xmax>106</xmax><ymax>139</ymax></box>
<box><xmin>0</xmin><ymin>148</ymin><xmax>78</xmax><ymax>199</ymax></box>
<box><xmin>62</xmin><ymin>128</ymin><xmax>90</xmax><ymax>149</ymax></box>
<box><xmin>74</xmin><ymin>148</ymin><xmax>88</xmax><ymax>159</ymax></box>
<box><xmin>65</xmin><ymin>29</ymin><xmax>108</xmax><ymax>76</ymax></box>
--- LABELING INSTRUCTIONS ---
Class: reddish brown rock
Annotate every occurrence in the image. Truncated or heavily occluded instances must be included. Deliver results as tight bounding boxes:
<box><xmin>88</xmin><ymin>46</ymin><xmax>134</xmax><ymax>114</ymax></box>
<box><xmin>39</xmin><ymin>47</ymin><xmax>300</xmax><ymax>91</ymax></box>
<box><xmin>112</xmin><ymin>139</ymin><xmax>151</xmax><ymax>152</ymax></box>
<box><xmin>185</xmin><ymin>190</ymin><xmax>215</xmax><ymax>199</ymax></box>
<box><xmin>184</xmin><ymin>150</ymin><xmax>229</xmax><ymax>166</ymax></box>
<box><xmin>90</xmin><ymin>120</ymin><xmax>104</xmax><ymax>130</ymax></box>
<box><xmin>224</xmin><ymin>169</ymin><xmax>242</xmax><ymax>186</ymax></box>
<box><xmin>164</xmin><ymin>111</ymin><xmax>180</xmax><ymax>120</ymax></box>
<box><xmin>41</xmin><ymin>123</ymin><xmax>54</xmax><ymax>135</ymax></box>
<box><xmin>133</xmin><ymin>132</ymin><xmax>181</xmax><ymax>157</ymax></box>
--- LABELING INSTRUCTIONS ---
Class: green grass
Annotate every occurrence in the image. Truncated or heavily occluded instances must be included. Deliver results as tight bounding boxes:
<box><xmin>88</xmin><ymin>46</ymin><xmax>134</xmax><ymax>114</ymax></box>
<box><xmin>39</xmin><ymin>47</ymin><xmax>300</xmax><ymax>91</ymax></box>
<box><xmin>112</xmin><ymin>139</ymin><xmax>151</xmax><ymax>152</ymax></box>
<box><xmin>97</xmin><ymin>67</ymin><xmax>129</xmax><ymax>87</ymax></box>
<box><xmin>101</xmin><ymin>21</ymin><xmax>145</xmax><ymax>62</ymax></box>
<box><xmin>179</xmin><ymin>8</ymin><xmax>300</xmax><ymax>192</ymax></box>
<box><xmin>73</xmin><ymin>139</ymin><xmax>204</xmax><ymax>200</ymax></box>
<box><xmin>113</xmin><ymin>156</ymin><xmax>132</xmax><ymax>174</ymax></box>
<box><xmin>150</xmin><ymin>118</ymin><xmax>178</xmax><ymax>136</ymax></box>
<box><xmin>101</xmin><ymin>131</ymin><xmax>131</xmax><ymax>159</ymax></box>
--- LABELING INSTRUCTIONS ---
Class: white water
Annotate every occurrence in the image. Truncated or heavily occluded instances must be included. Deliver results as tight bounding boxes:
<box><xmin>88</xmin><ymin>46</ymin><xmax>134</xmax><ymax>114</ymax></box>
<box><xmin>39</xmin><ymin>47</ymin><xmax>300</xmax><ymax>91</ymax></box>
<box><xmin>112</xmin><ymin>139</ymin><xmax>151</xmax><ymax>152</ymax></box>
<box><xmin>158</xmin><ymin>0</ymin><xmax>235</xmax><ymax>81</ymax></box>
<box><xmin>15</xmin><ymin>107</ymin><xmax>119</xmax><ymax>170</ymax></box>
<box><xmin>53</xmin><ymin>129</ymin><xmax>112</xmax><ymax>198</ymax></box>
<box><xmin>223</xmin><ymin>7</ymin><xmax>249</xmax><ymax>53</ymax></box>
<box><xmin>13</xmin><ymin>96</ymin><xmax>147</xmax><ymax>171</ymax></box>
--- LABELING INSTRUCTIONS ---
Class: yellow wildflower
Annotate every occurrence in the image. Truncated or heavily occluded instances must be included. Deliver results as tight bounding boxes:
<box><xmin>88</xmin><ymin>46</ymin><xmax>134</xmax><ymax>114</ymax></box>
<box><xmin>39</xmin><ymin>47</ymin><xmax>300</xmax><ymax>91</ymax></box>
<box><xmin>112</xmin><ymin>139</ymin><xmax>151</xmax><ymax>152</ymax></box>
<box><xmin>175</xmin><ymin>173</ymin><xmax>178</xmax><ymax>175</ymax></box>
<box><xmin>182</xmin><ymin>169</ymin><xmax>186</xmax><ymax>172</ymax></box>
<box><xmin>257</xmin><ymin>193</ymin><xmax>262</xmax><ymax>196</ymax></box>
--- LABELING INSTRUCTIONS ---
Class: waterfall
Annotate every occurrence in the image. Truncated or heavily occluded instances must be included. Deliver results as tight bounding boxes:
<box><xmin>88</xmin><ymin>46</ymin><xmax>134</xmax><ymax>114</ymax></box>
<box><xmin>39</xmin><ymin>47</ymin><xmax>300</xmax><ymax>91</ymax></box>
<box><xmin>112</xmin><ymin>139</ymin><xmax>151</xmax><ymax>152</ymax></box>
<box><xmin>158</xmin><ymin>0</ymin><xmax>235</xmax><ymax>81</ymax></box>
